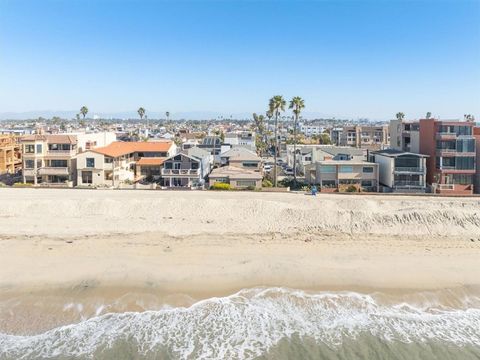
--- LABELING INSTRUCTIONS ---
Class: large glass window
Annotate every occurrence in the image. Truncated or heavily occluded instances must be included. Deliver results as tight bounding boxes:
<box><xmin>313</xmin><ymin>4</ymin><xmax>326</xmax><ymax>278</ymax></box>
<box><xmin>362</xmin><ymin>166</ymin><xmax>374</xmax><ymax>173</ymax></box>
<box><xmin>339</xmin><ymin>166</ymin><xmax>353</xmax><ymax>173</ymax></box>
<box><xmin>451</xmin><ymin>174</ymin><xmax>473</xmax><ymax>185</ymax></box>
<box><xmin>51</xmin><ymin>160</ymin><xmax>68</xmax><ymax>167</ymax></box>
<box><xmin>24</xmin><ymin>144</ymin><xmax>35</xmax><ymax>153</ymax></box>
<box><xmin>456</xmin><ymin>139</ymin><xmax>475</xmax><ymax>153</ymax></box>
<box><xmin>25</xmin><ymin>160</ymin><xmax>34</xmax><ymax>169</ymax></box>
<box><xmin>321</xmin><ymin>165</ymin><xmax>336</xmax><ymax>173</ymax></box>
<box><xmin>86</xmin><ymin>158</ymin><xmax>95</xmax><ymax>168</ymax></box>
<box><xmin>82</xmin><ymin>171</ymin><xmax>93</xmax><ymax>184</ymax></box>
<box><xmin>36</xmin><ymin>144</ymin><xmax>42</xmax><ymax>154</ymax></box>
<box><xmin>237</xmin><ymin>180</ymin><xmax>257</xmax><ymax>187</ymax></box>
<box><xmin>455</xmin><ymin>157</ymin><xmax>475</xmax><ymax>170</ymax></box>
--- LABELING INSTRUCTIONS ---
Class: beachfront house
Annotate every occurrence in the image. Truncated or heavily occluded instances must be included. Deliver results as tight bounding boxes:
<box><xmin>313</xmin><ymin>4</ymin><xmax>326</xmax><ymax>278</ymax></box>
<box><xmin>305</xmin><ymin>159</ymin><xmax>379</xmax><ymax>192</ymax></box>
<box><xmin>75</xmin><ymin>141</ymin><xmax>176</xmax><ymax>187</ymax></box>
<box><xmin>161</xmin><ymin>147</ymin><xmax>212</xmax><ymax>188</ymax></box>
<box><xmin>370</xmin><ymin>149</ymin><xmax>428</xmax><ymax>193</ymax></box>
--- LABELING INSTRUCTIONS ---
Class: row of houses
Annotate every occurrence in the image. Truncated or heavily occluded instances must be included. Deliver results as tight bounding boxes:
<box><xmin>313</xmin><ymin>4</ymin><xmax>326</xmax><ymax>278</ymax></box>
<box><xmin>288</xmin><ymin>118</ymin><xmax>479</xmax><ymax>195</ymax></box>
<box><xmin>19</xmin><ymin>133</ymin><xmax>263</xmax><ymax>189</ymax></box>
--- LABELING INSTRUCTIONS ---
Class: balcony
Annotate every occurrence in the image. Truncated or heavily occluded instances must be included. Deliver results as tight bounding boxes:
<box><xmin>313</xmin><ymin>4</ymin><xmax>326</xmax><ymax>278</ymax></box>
<box><xmin>394</xmin><ymin>167</ymin><xmax>424</xmax><ymax>173</ymax></box>
<box><xmin>161</xmin><ymin>168</ymin><xmax>200</xmax><ymax>176</ymax></box>
<box><xmin>37</xmin><ymin>167</ymin><xmax>69</xmax><ymax>176</ymax></box>
<box><xmin>46</xmin><ymin>150</ymin><xmax>75</xmax><ymax>157</ymax></box>
<box><xmin>436</xmin><ymin>133</ymin><xmax>457</xmax><ymax>140</ymax></box>
<box><xmin>394</xmin><ymin>181</ymin><xmax>424</xmax><ymax>188</ymax></box>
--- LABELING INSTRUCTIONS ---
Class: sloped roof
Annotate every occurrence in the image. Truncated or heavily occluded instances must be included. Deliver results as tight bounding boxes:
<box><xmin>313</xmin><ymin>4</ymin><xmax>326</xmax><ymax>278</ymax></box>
<box><xmin>20</xmin><ymin>134</ymin><xmax>77</xmax><ymax>144</ymax></box>
<box><xmin>136</xmin><ymin>157</ymin><xmax>166</xmax><ymax>166</ymax></box>
<box><xmin>92</xmin><ymin>141</ymin><xmax>173</xmax><ymax>157</ymax></box>
<box><xmin>221</xmin><ymin>147</ymin><xmax>260</xmax><ymax>161</ymax></box>
<box><xmin>183</xmin><ymin>146</ymin><xmax>211</xmax><ymax>159</ymax></box>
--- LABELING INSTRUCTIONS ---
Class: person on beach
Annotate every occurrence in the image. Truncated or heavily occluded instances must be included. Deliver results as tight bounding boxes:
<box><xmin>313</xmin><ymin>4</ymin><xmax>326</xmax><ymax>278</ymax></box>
<box><xmin>311</xmin><ymin>185</ymin><xmax>318</xmax><ymax>196</ymax></box>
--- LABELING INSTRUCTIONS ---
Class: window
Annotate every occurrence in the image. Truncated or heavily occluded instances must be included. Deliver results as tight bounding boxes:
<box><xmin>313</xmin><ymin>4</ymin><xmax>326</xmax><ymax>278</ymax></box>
<box><xmin>105</xmin><ymin>157</ymin><xmax>113</xmax><ymax>163</ymax></box>
<box><xmin>191</xmin><ymin>162</ymin><xmax>199</xmax><ymax>169</ymax></box>
<box><xmin>321</xmin><ymin>180</ymin><xmax>336</xmax><ymax>187</ymax></box>
<box><xmin>237</xmin><ymin>180</ymin><xmax>257</xmax><ymax>187</ymax></box>
<box><xmin>37</xmin><ymin>160</ymin><xmax>42</xmax><ymax>169</ymax></box>
<box><xmin>82</xmin><ymin>171</ymin><xmax>93</xmax><ymax>184</ymax></box>
<box><xmin>321</xmin><ymin>165</ymin><xmax>336</xmax><ymax>173</ymax></box>
<box><xmin>456</xmin><ymin>157</ymin><xmax>475</xmax><ymax>170</ymax></box>
<box><xmin>86</xmin><ymin>158</ymin><xmax>95</xmax><ymax>168</ymax></box>
<box><xmin>25</xmin><ymin>160</ymin><xmax>34</xmax><ymax>169</ymax></box>
<box><xmin>242</xmin><ymin>162</ymin><xmax>258</xmax><ymax>168</ymax></box>
<box><xmin>451</xmin><ymin>174</ymin><xmax>473</xmax><ymax>185</ymax></box>
<box><xmin>361</xmin><ymin>180</ymin><xmax>373</xmax><ymax>187</ymax></box>
<box><xmin>25</xmin><ymin>144</ymin><xmax>35</xmax><ymax>153</ymax></box>
<box><xmin>339</xmin><ymin>166</ymin><xmax>353</xmax><ymax>173</ymax></box>
<box><xmin>362</xmin><ymin>166</ymin><xmax>374</xmax><ymax>173</ymax></box>
<box><xmin>36</xmin><ymin>144</ymin><xmax>42</xmax><ymax>154</ymax></box>
<box><xmin>51</xmin><ymin>160</ymin><xmax>67</xmax><ymax>167</ymax></box>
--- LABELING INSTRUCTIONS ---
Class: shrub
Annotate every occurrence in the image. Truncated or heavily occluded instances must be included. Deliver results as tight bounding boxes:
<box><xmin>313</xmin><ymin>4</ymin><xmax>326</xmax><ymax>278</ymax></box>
<box><xmin>346</xmin><ymin>185</ymin><xmax>358</xmax><ymax>192</ymax></box>
<box><xmin>13</xmin><ymin>182</ymin><xmax>33</xmax><ymax>187</ymax></box>
<box><xmin>0</xmin><ymin>182</ymin><xmax>6</xmax><ymax>187</ymax></box>
<box><xmin>262</xmin><ymin>179</ymin><xmax>273</xmax><ymax>187</ymax></box>
<box><xmin>210</xmin><ymin>182</ymin><xmax>231</xmax><ymax>190</ymax></box>
<box><xmin>145</xmin><ymin>174</ymin><xmax>154</xmax><ymax>183</ymax></box>
<box><xmin>246</xmin><ymin>185</ymin><xmax>256</xmax><ymax>191</ymax></box>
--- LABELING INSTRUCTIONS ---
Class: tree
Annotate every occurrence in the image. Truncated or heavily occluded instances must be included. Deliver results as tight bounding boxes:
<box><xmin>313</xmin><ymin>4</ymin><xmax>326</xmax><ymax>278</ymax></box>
<box><xmin>289</xmin><ymin>96</ymin><xmax>305</xmax><ymax>186</ymax></box>
<box><xmin>269</xmin><ymin>95</ymin><xmax>286</xmax><ymax>187</ymax></box>
<box><xmin>395</xmin><ymin>112</ymin><xmax>405</xmax><ymax>121</ymax></box>
<box><xmin>166</xmin><ymin>111</ymin><xmax>170</xmax><ymax>121</ymax></box>
<box><xmin>80</xmin><ymin>106</ymin><xmax>88</xmax><ymax>119</ymax></box>
<box><xmin>426</xmin><ymin>112</ymin><xmax>432</xmax><ymax>119</ymax></box>
<box><xmin>138</xmin><ymin>107</ymin><xmax>146</xmax><ymax>120</ymax></box>
<box><xmin>76</xmin><ymin>113</ymin><xmax>80</xmax><ymax>121</ymax></box>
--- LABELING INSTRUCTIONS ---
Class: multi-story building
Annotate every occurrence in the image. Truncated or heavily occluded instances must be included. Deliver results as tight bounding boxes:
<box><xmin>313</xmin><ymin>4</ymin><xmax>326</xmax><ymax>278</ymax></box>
<box><xmin>370</xmin><ymin>149</ymin><xmax>428</xmax><ymax>193</ymax></box>
<box><xmin>299</xmin><ymin>124</ymin><xmax>324</xmax><ymax>137</ymax></box>
<box><xmin>21</xmin><ymin>135</ymin><xmax>77</xmax><ymax>185</ymax></box>
<box><xmin>75</xmin><ymin>141</ymin><xmax>177</xmax><ymax>187</ymax></box>
<box><xmin>304</xmin><ymin>159</ymin><xmax>379</xmax><ymax>192</ymax></box>
<box><xmin>330</xmin><ymin>128</ymin><xmax>343</xmax><ymax>145</ymax></box>
<box><xmin>474</xmin><ymin>127</ymin><xmax>480</xmax><ymax>194</ymax></box>
<box><xmin>339</xmin><ymin>125</ymin><xmax>389</xmax><ymax>150</ymax></box>
<box><xmin>224</xmin><ymin>131</ymin><xmax>256</xmax><ymax>151</ymax></box>
<box><xmin>21</xmin><ymin>132</ymin><xmax>117</xmax><ymax>186</ymax></box>
<box><xmin>161</xmin><ymin>148</ymin><xmax>211</xmax><ymax>188</ymax></box>
<box><xmin>389</xmin><ymin>119</ymin><xmax>420</xmax><ymax>153</ymax></box>
<box><xmin>419</xmin><ymin>119</ymin><xmax>476</xmax><ymax>195</ymax></box>
<box><xmin>0</xmin><ymin>135</ymin><xmax>22</xmax><ymax>175</ymax></box>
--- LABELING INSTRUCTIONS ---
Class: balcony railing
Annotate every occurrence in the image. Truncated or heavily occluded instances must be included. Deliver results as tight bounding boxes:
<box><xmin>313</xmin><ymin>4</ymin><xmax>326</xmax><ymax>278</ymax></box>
<box><xmin>394</xmin><ymin>167</ymin><xmax>424</xmax><ymax>173</ymax></box>
<box><xmin>37</xmin><ymin>167</ymin><xmax>69</xmax><ymax>176</ymax></box>
<box><xmin>394</xmin><ymin>181</ymin><xmax>424</xmax><ymax>188</ymax></box>
<box><xmin>161</xmin><ymin>168</ymin><xmax>200</xmax><ymax>176</ymax></box>
<box><xmin>46</xmin><ymin>150</ymin><xmax>75</xmax><ymax>157</ymax></box>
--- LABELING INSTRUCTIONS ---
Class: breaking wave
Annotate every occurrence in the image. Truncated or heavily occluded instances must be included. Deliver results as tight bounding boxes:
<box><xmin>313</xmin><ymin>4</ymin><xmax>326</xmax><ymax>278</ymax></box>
<box><xmin>1</xmin><ymin>287</ymin><xmax>480</xmax><ymax>359</ymax></box>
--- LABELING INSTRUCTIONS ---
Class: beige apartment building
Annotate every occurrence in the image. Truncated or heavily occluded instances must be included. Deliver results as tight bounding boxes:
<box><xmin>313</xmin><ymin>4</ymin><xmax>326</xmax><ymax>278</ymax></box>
<box><xmin>339</xmin><ymin>125</ymin><xmax>389</xmax><ymax>150</ymax></box>
<box><xmin>21</xmin><ymin>132</ymin><xmax>116</xmax><ymax>185</ymax></box>
<box><xmin>305</xmin><ymin>160</ymin><xmax>379</xmax><ymax>192</ymax></box>
<box><xmin>0</xmin><ymin>135</ymin><xmax>22</xmax><ymax>175</ymax></box>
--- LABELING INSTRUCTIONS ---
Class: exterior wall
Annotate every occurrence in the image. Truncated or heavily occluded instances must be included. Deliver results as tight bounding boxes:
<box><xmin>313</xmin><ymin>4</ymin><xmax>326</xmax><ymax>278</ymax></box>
<box><xmin>419</xmin><ymin>119</ymin><xmax>437</xmax><ymax>185</ymax></box>
<box><xmin>229</xmin><ymin>178</ymin><xmax>262</xmax><ymax>188</ymax></box>
<box><xmin>374</xmin><ymin>155</ymin><xmax>394</xmax><ymax>188</ymax></box>
<box><xmin>410</xmin><ymin>130</ymin><xmax>420</xmax><ymax>153</ymax></box>
<box><xmin>228</xmin><ymin>159</ymin><xmax>261</xmax><ymax>170</ymax></box>
<box><xmin>389</xmin><ymin>120</ymin><xmax>402</xmax><ymax>151</ymax></box>
<box><xmin>307</xmin><ymin>162</ymin><xmax>378</xmax><ymax>191</ymax></box>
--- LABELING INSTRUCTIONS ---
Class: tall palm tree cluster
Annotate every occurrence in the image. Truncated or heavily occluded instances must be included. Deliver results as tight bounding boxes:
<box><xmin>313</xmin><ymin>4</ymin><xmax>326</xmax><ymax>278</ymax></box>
<box><xmin>255</xmin><ymin>95</ymin><xmax>305</xmax><ymax>187</ymax></box>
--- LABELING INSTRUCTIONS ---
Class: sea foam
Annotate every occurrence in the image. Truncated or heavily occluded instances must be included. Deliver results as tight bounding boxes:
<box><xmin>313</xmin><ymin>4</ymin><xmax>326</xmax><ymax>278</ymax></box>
<box><xmin>1</xmin><ymin>287</ymin><xmax>479</xmax><ymax>359</ymax></box>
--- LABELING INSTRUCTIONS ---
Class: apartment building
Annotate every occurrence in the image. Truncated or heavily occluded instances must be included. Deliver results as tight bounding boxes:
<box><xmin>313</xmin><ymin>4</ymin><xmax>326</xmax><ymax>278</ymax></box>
<box><xmin>474</xmin><ymin>127</ymin><xmax>480</xmax><ymax>194</ymax></box>
<box><xmin>419</xmin><ymin>119</ymin><xmax>476</xmax><ymax>195</ymax></box>
<box><xmin>21</xmin><ymin>135</ymin><xmax>77</xmax><ymax>185</ymax></box>
<box><xmin>0</xmin><ymin>135</ymin><xmax>21</xmax><ymax>175</ymax></box>
<box><xmin>371</xmin><ymin>149</ymin><xmax>428</xmax><ymax>193</ymax></box>
<box><xmin>339</xmin><ymin>125</ymin><xmax>389</xmax><ymax>150</ymax></box>
<box><xmin>304</xmin><ymin>159</ymin><xmax>378</xmax><ymax>192</ymax></box>
<box><xmin>389</xmin><ymin>119</ymin><xmax>420</xmax><ymax>153</ymax></box>
<box><xmin>20</xmin><ymin>132</ymin><xmax>117</xmax><ymax>186</ymax></box>
<box><xmin>76</xmin><ymin>141</ymin><xmax>177</xmax><ymax>187</ymax></box>
<box><xmin>299</xmin><ymin>124</ymin><xmax>324</xmax><ymax>137</ymax></box>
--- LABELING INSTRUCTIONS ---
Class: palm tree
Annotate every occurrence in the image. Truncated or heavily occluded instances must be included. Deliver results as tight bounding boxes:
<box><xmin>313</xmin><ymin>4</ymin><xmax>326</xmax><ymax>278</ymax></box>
<box><xmin>396</xmin><ymin>112</ymin><xmax>405</xmax><ymax>121</ymax></box>
<box><xmin>166</xmin><ymin>111</ymin><xmax>170</xmax><ymax>121</ymax></box>
<box><xmin>138</xmin><ymin>107</ymin><xmax>146</xmax><ymax>120</ymax></box>
<box><xmin>289</xmin><ymin>96</ymin><xmax>305</xmax><ymax>187</ymax></box>
<box><xmin>269</xmin><ymin>95</ymin><xmax>286</xmax><ymax>187</ymax></box>
<box><xmin>426</xmin><ymin>112</ymin><xmax>432</xmax><ymax>119</ymax></box>
<box><xmin>252</xmin><ymin>113</ymin><xmax>266</xmax><ymax>154</ymax></box>
<box><xmin>80</xmin><ymin>106</ymin><xmax>88</xmax><ymax>119</ymax></box>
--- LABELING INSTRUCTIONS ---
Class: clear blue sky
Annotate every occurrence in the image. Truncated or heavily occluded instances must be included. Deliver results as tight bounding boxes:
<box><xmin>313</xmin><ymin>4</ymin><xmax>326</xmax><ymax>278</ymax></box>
<box><xmin>0</xmin><ymin>0</ymin><xmax>479</xmax><ymax>120</ymax></box>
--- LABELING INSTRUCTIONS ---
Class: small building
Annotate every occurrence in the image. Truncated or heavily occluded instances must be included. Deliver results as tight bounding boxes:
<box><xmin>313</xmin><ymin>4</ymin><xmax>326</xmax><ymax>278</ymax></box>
<box><xmin>209</xmin><ymin>165</ymin><xmax>263</xmax><ymax>189</ymax></box>
<box><xmin>305</xmin><ymin>160</ymin><xmax>379</xmax><ymax>192</ymax></box>
<box><xmin>371</xmin><ymin>149</ymin><xmax>428</xmax><ymax>193</ymax></box>
<box><xmin>220</xmin><ymin>147</ymin><xmax>262</xmax><ymax>170</ymax></box>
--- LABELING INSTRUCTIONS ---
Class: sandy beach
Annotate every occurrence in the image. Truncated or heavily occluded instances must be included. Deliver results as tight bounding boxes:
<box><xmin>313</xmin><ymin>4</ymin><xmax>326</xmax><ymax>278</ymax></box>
<box><xmin>1</xmin><ymin>188</ymin><xmax>480</xmax><ymax>335</ymax></box>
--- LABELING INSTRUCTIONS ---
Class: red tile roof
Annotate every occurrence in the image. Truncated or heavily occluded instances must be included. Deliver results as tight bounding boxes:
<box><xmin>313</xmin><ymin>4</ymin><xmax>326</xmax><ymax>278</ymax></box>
<box><xmin>92</xmin><ymin>141</ymin><xmax>173</xmax><ymax>157</ymax></box>
<box><xmin>136</xmin><ymin>157</ymin><xmax>166</xmax><ymax>166</ymax></box>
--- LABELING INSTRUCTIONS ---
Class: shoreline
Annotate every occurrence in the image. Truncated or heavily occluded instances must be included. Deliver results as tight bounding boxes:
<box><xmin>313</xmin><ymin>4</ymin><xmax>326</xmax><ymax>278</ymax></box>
<box><xmin>1</xmin><ymin>188</ymin><xmax>480</xmax><ymax>334</ymax></box>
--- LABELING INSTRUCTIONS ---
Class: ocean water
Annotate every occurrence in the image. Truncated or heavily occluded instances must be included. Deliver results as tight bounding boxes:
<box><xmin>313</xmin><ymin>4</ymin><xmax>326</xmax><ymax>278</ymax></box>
<box><xmin>1</xmin><ymin>287</ymin><xmax>480</xmax><ymax>360</ymax></box>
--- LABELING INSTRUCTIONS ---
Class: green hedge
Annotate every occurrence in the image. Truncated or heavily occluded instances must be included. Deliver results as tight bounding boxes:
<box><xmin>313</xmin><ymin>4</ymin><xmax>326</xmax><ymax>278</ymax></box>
<box><xmin>210</xmin><ymin>182</ymin><xmax>231</xmax><ymax>190</ymax></box>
